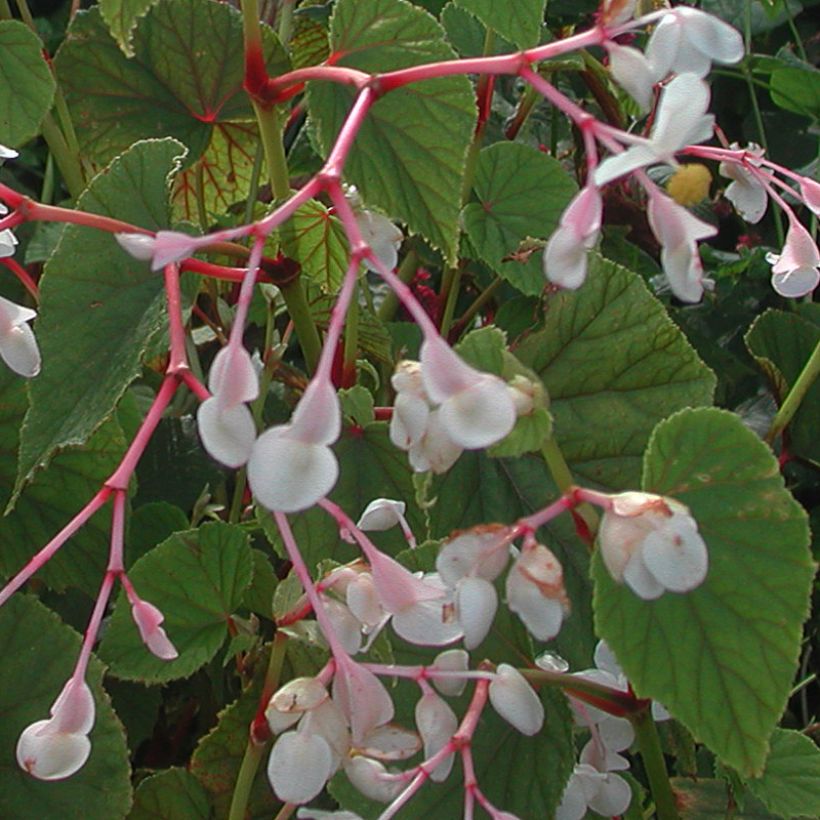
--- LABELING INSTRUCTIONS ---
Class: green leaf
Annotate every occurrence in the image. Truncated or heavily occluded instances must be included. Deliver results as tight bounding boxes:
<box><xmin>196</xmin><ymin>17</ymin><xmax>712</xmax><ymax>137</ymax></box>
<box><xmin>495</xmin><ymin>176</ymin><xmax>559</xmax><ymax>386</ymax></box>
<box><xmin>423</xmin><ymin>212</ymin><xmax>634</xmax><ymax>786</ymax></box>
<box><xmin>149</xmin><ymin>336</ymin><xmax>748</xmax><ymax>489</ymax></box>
<box><xmin>770</xmin><ymin>67</ymin><xmax>820</xmax><ymax>120</ymax></box>
<box><xmin>0</xmin><ymin>369</ymin><xmax>126</xmax><ymax>595</ymax></box>
<box><xmin>130</xmin><ymin>767</ymin><xmax>211</xmax><ymax>819</ymax></box>
<box><xmin>55</xmin><ymin>1</ymin><xmax>289</xmax><ymax>165</ymax></box>
<box><xmin>745</xmin><ymin>309</ymin><xmax>819</xmax><ymax>465</ymax></box>
<box><xmin>243</xmin><ymin>549</ymin><xmax>279</xmax><ymax>618</ymax></box>
<box><xmin>672</xmin><ymin>778</ymin><xmax>779</xmax><ymax>818</ymax></box>
<box><xmin>307</xmin><ymin>0</ymin><xmax>476</xmax><ymax>262</ymax></box>
<box><xmin>462</xmin><ymin>142</ymin><xmax>577</xmax><ymax>296</ymax></box>
<box><xmin>454</xmin><ymin>0</ymin><xmax>545</xmax><ymax>48</ymax></box>
<box><xmin>515</xmin><ymin>255</ymin><xmax>716</xmax><ymax>489</ymax></box>
<box><xmin>593</xmin><ymin>408</ymin><xmax>814</xmax><ymax>776</ymax></box>
<box><xmin>99</xmin><ymin>0</ymin><xmax>157</xmax><ymax>56</ymax></box>
<box><xmin>289</xmin><ymin>199</ymin><xmax>349</xmax><ymax>292</ymax></box>
<box><xmin>0</xmin><ymin>21</ymin><xmax>57</xmax><ymax>147</ymax></box>
<box><xmin>172</xmin><ymin>122</ymin><xmax>266</xmax><ymax>224</ymax></box>
<box><xmin>746</xmin><ymin>729</ymin><xmax>820</xmax><ymax>818</ymax></box>
<box><xmin>99</xmin><ymin>521</ymin><xmax>254</xmax><ymax>683</ymax></box>
<box><xmin>15</xmin><ymin>138</ymin><xmax>186</xmax><ymax>493</ymax></box>
<box><xmin>127</xmin><ymin>501</ymin><xmax>190</xmax><ymax>567</ymax></box>
<box><xmin>0</xmin><ymin>595</ymin><xmax>131</xmax><ymax>819</ymax></box>
<box><xmin>191</xmin><ymin>649</ymin><xmax>278</xmax><ymax>818</ymax></box>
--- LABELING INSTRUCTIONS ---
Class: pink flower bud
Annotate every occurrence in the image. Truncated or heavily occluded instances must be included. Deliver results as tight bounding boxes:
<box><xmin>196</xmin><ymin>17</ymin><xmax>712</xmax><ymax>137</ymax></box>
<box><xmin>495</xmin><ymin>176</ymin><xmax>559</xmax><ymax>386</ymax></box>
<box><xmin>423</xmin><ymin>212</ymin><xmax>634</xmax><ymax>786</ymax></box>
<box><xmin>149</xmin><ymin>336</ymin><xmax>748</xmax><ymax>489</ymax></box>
<box><xmin>131</xmin><ymin>599</ymin><xmax>178</xmax><ymax>660</ymax></box>
<box><xmin>489</xmin><ymin>664</ymin><xmax>544</xmax><ymax>736</ymax></box>
<box><xmin>544</xmin><ymin>186</ymin><xmax>603</xmax><ymax>290</ymax></box>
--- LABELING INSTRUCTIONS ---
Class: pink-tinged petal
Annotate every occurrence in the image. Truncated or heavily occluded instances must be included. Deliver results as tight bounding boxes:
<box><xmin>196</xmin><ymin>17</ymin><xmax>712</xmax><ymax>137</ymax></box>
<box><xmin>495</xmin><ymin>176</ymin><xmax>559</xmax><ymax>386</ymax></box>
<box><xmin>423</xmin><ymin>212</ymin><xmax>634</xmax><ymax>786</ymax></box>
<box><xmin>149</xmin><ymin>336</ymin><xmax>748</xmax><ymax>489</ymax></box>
<box><xmin>415</xmin><ymin>692</ymin><xmax>457</xmax><ymax>782</ymax></box>
<box><xmin>16</xmin><ymin>720</ymin><xmax>91</xmax><ymax>781</ymax></box>
<box><xmin>248</xmin><ymin>430</ymin><xmax>338</xmax><ymax>512</ymax></box>
<box><xmin>0</xmin><ymin>321</ymin><xmax>41</xmax><ymax>377</ymax></box>
<box><xmin>623</xmin><ymin>550</ymin><xmax>665</xmax><ymax>600</ymax></box>
<box><xmin>346</xmin><ymin>574</ymin><xmax>385</xmax><ymax>629</ymax></box>
<box><xmin>648</xmin><ymin>190</ymin><xmax>716</xmax><ymax>249</ymax></box>
<box><xmin>454</xmin><ymin>576</ymin><xmax>497</xmax><ymax>650</ymax></box>
<box><xmin>389</xmin><ymin>391</ymin><xmax>430</xmax><ymax>450</ymax></box>
<box><xmin>115</xmin><ymin>232</ymin><xmax>155</xmax><ymax>262</ymax></box>
<box><xmin>770</xmin><ymin>220</ymin><xmax>820</xmax><ymax>274</ymax></box>
<box><xmin>489</xmin><ymin>664</ymin><xmax>544</xmax><ymax>736</ymax></box>
<box><xmin>594</xmin><ymin>143</ymin><xmax>660</xmax><ymax>187</ymax></box>
<box><xmin>505</xmin><ymin>567</ymin><xmax>566</xmax><ymax>642</ymax></box>
<box><xmin>131</xmin><ymin>599</ymin><xmax>178</xmax><ymax>660</ymax></box>
<box><xmin>431</xmin><ymin>648</ymin><xmax>470</xmax><ymax>697</ymax></box>
<box><xmin>407</xmin><ymin>409</ymin><xmax>463</xmax><ymax>474</ymax></box>
<box><xmin>291</xmin><ymin>378</ymin><xmax>341</xmax><ymax>445</ymax></box>
<box><xmin>208</xmin><ymin>345</ymin><xmax>259</xmax><ymax>407</ymax></box>
<box><xmin>660</xmin><ymin>243</ymin><xmax>705</xmax><ymax>303</ymax></box>
<box><xmin>587</xmin><ymin>772</ymin><xmax>632</xmax><ymax>816</ymax></box>
<box><xmin>333</xmin><ymin>657</ymin><xmax>394</xmax><ymax>742</ymax></box>
<box><xmin>799</xmin><ymin>177</ymin><xmax>820</xmax><ymax>217</ymax></box>
<box><xmin>641</xmin><ymin>518</ymin><xmax>708</xmax><ymax>593</ymax></box>
<box><xmin>367</xmin><ymin>549</ymin><xmax>444</xmax><ymax>614</ymax></box>
<box><xmin>299</xmin><ymin>699</ymin><xmax>350</xmax><ymax>771</ymax></box>
<box><xmin>676</xmin><ymin>7</ymin><xmax>745</xmax><ymax>66</ymax></box>
<box><xmin>49</xmin><ymin>679</ymin><xmax>95</xmax><ymax>735</ymax></box>
<box><xmin>607</xmin><ymin>43</ymin><xmax>655</xmax><ymax>111</ymax></box>
<box><xmin>772</xmin><ymin>266</ymin><xmax>819</xmax><ymax>298</ymax></box>
<box><xmin>437</xmin><ymin>526</ymin><xmax>512</xmax><ymax>586</ymax></box>
<box><xmin>323</xmin><ymin>597</ymin><xmax>362</xmax><ymax>656</ymax></box>
<box><xmin>197</xmin><ymin>398</ymin><xmax>256</xmax><ymax>468</ymax></box>
<box><xmin>391</xmin><ymin>578</ymin><xmax>462</xmax><ymax>647</ymax></box>
<box><xmin>151</xmin><ymin>230</ymin><xmax>206</xmax><ymax>270</ymax></box>
<box><xmin>420</xmin><ymin>335</ymin><xmax>479</xmax><ymax>400</ymax></box>
<box><xmin>268</xmin><ymin>731</ymin><xmax>333</xmax><ymax>804</ymax></box>
<box><xmin>344</xmin><ymin>756</ymin><xmax>404</xmax><ymax>803</ymax></box>
<box><xmin>359</xmin><ymin>724</ymin><xmax>421</xmax><ymax>761</ymax></box>
<box><xmin>270</xmin><ymin>678</ymin><xmax>329</xmax><ymax>715</ymax></box>
<box><xmin>356</xmin><ymin>498</ymin><xmax>406</xmax><ymax>532</ymax></box>
<box><xmin>358</xmin><ymin>211</ymin><xmax>403</xmax><ymax>273</ymax></box>
<box><xmin>543</xmin><ymin>227</ymin><xmax>589</xmax><ymax>290</ymax></box>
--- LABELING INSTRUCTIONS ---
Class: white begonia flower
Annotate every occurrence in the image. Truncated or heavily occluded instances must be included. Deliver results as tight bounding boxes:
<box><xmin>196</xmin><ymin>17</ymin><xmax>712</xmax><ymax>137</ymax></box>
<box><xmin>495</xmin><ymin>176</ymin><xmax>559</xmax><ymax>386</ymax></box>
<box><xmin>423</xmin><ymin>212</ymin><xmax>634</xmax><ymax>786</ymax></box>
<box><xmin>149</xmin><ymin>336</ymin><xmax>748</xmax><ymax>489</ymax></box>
<box><xmin>430</xmin><ymin>648</ymin><xmax>470</xmax><ymax>697</ymax></box>
<box><xmin>16</xmin><ymin>678</ymin><xmax>95</xmax><ymax>781</ymax></box>
<box><xmin>248</xmin><ymin>377</ymin><xmax>340</xmax><ymax>512</ymax></box>
<box><xmin>355</xmin><ymin>497</ymin><xmax>417</xmax><ymax>548</ymax></box>
<box><xmin>766</xmin><ymin>219</ymin><xmax>820</xmax><ymax>298</ymax></box>
<box><xmin>415</xmin><ymin>691</ymin><xmax>458</xmax><ymax>782</ymax></box>
<box><xmin>356</xmin><ymin>210</ymin><xmax>403</xmax><ymax>273</ymax></box>
<box><xmin>333</xmin><ymin>656</ymin><xmax>394</xmax><ymax>743</ymax></box>
<box><xmin>556</xmin><ymin>763</ymin><xmax>632</xmax><ymax>820</ymax></box>
<box><xmin>543</xmin><ymin>185</ymin><xmax>603</xmax><ymax>290</ymax></box>
<box><xmin>505</xmin><ymin>542</ymin><xmax>569</xmax><ymax>642</ymax></box>
<box><xmin>719</xmin><ymin>145</ymin><xmax>768</xmax><ymax>224</ymax></box>
<box><xmin>598</xmin><ymin>491</ymin><xmax>708</xmax><ymax>600</ymax></box>
<box><xmin>594</xmin><ymin>74</ymin><xmax>715</xmax><ymax>187</ymax></box>
<box><xmin>489</xmin><ymin>664</ymin><xmax>544</xmax><ymax>736</ymax></box>
<box><xmin>0</xmin><ymin>295</ymin><xmax>41</xmax><ymax>378</ymax></box>
<box><xmin>436</xmin><ymin>525</ymin><xmax>513</xmax><ymax>587</ymax></box>
<box><xmin>299</xmin><ymin>698</ymin><xmax>351</xmax><ymax>772</ymax></box>
<box><xmin>647</xmin><ymin>189</ymin><xmax>717</xmax><ymax>303</ymax></box>
<box><xmin>420</xmin><ymin>335</ymin><xmax>516</xmax><ymax>450</ymax></box>
<box><xmin>407</xmin><ymin>408</ymin><xmax>463</xmax><ymax>474</ymax></box>
<box><xmin>646</xmin><ymin>7</ymin><xmax>745</xmax><ymax>81</ymax></box>
<box><xmin>606</xmin><ymin>42</ymin><xmax>655</xmax><ymax>111</ymax></box>
<box><xmin>130</xmin><ymin>599</ymin><xmax>178</xmax><ymax>660</ymax></box>
<box><xmin>268</xmin><ymin>729</ymin><xmax>334</xmax><ymax>804</ymax></box>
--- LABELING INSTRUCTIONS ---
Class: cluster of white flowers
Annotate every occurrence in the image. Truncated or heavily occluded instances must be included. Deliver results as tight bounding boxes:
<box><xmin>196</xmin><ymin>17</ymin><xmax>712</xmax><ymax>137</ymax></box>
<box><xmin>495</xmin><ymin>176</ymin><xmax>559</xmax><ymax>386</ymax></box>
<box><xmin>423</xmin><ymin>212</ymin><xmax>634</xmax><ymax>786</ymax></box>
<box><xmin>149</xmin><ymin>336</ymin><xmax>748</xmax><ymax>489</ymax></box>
<box><xmin>389</xmin><ymin>335</ymin><xmax>520</xmax><ymax>473</ymax></box>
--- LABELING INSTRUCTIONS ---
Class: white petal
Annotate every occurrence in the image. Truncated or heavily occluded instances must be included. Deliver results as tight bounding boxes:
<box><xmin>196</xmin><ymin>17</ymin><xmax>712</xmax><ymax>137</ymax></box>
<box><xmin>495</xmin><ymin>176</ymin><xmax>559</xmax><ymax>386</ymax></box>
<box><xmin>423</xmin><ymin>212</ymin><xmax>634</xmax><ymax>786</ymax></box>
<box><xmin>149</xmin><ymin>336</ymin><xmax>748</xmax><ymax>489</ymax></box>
<box><xmin>346</xmin><ymin>574</ymin><xmax>385</xmax><ymax>629</ymax></box>
<box><xmin>415</xmin><ymin>692</ymin><xmax>458</xmax><ymax>782</ymax></box>
<box><xmin>359</xmin><ymin>723</ymin><xmax>421</xmax><ymax>761</ymax></box>
<box><xmin>597</xmin><ymin>717</ymin><xmax>635</xmax><ymax>753</ymax></box>
<box><xmin>646</xmin><ymin>16</ymin><xmax>681</xmax><ymax>81</ymax></box>
<box><xmin>208</xmin><ymin>345</ymin><xmax>259</xmax><ymax>406</ymax></box>
<box><xmin>248</xmin><ymin>430</ymin><xmax>338</xmax><ymax>512</ymax></box>
<box><xmin>677</xmin><ymin>7</ymin><xmax>744</xmax><ymax>66</ymax></box>
<box><xmin>455</xmin><ymin>576</ymin><xmax>497</xmax><ymax>650</ymax></box>
<box><xmin>291</xmin><ymin>378</ymin><xmax>341</xmax><ymax>445</ymax></box>
<box><xmin>772</xmin><ymin>266</ymin><xmax>819</xmax><ymax>298</ymax></box>
<box><xmin>436</xmin><ymin>527</ymin><xmax>512</xmax><ymax>585</ymax></box>
<box><xmin>651</xmin><ymin>74</ymin><xmax>713</xmax><ymax>154</ymax></box>
<box><xmin>592</xmin><ymin>640</ymin><xmax>624</xmax><ymax>680</ymax></box>
<box><xmin>0</xmin><ymin>322</ymin><xmax>41</xmax><ymax>377</ymax></box>
<box><xmin>661</xmin><ymin>243</ymin><xmax>705</xmax><ymax>303</ymax></box>
<box><xmin>799</xmin><ymin>178</ymin><xmax>820</xmax><ymax>216</ymax></box>
<box><xmin>344</xmin><ymin>756</ymin><xmax>403</xmax><ymax>803</ymax></box>
<box><xmin>588</xmin><ymin>772</ymin><xmax>632</xmax><ymax>816</ymax></box>
<box><xmin>724</xmin><ymin>175</ymin><xmax>768</xmax><ymax>224</ymax></box>
<box><xmin>299</xmin><ymin>699</ymin><xmax>350</xmax><ymax>771</ymax></box>
<box><xmin>408</xmin><ymin>410</ymin><xmax>463</xmax><ymax>474</ymax></box>
<box><xmin>488</xmin><ymin>664</ymin><xmax>544</xmax><ymax>736</ymax></box>
<box><xmin>431</xmin><ymin>648</ymin><xmax>470</xmax><ymax>697</ymax></box>
<box><xmin>49</xmin><ymin>678</ymin><xmax>95</xmax><ymax>735</ymax></box>
<box><xmin>358</xmin><ymin>211</ymin><xmax>402</xmax><ymax>273</ymax></box>
<box><xmin>0</xmin><ymin>143</ymin><xmax>19</xmax><ymax>160</ymax></box>
<box><xmin>323</xmin><ymin>597</ymin><xmax>362</xmax><ymax>656</ymax></box>
<box><xmin>16</xmin><ymin>721</ymin><xmax>91</xmax><ymax>781</ymax></box>
<box><xmin>0</xmin><ymin>228</ymin><xmax>18</xmax><ymax>258</ymax></box>
<box><xmin>623</xmin><ymin>550</ymin><xmax>666</xmax><ymax>600</ymax></box>
<box><xmin>114</xmin><ymin>232</ymin><xmax>155</xmax><ymax>262</ymax></box>
<box><xmin>543</xmin><ymin>226</ymin><xmax>589</xmax><ymax>290</ymax></box>
<box><xmin>607</xmin><ymin>43</ymin><xmax>655</xmax><ymax>111</ymax></box>
<box><xmin>131</xmin><ymin>600</ymin><xmax>178</xmax><ymax>660</ymax></box>
<box><xmin>356</xmin><ymin>498</ymin><xmax>406</xmax><ymax>532</ymax></box>
<box><xmin>505</xmin><ymin>569</ymin><xmax>566</xmax><ymax>642</ymax></box>
<box><xmin>389</xmin><ymin>392</ymin><xmax>430</xmax><ymax>449</ymax></box>
<box><xmin>594</xmin><ymin>143</ymin><xmax>661</xmax><ymax>187</ymax></box>
<box><xmin>332</xmin><ymin>657</ymin><xmax>394</xmax><ymax>742</ymax></box>
<box><xmin>270</xmin><ymin>677</ymin><xmax>329</xmax><ymax>715</ymax></box>
<box><xmin>197</xmin><ymin>399</ymin><xmax>256</xmax><ymax>468</ymax></box>
<box><xmin>268</xmin><ymin>731</ymin><xmax>333</xmax><ymax>804</ymax></box>
<box><xmin>641</xmin><ymin>518</ymin><xmax>708</xmax><ymax>593</ymax></box>
<box><xmin>391</xmin><ymin>596</ymin><xmax>463</xmax><ymax>647</ymax></box>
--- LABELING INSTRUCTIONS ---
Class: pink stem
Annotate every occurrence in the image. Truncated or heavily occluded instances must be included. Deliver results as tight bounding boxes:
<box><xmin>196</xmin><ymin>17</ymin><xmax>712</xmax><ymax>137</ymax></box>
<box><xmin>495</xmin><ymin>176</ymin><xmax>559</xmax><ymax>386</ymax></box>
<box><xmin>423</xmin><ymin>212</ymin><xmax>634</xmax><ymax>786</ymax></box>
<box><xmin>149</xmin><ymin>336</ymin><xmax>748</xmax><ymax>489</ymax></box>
<box><xmin>180</xmin><ymin>258</ymin><xmax>251</xmax><ymax>282</ymax></box>
<box><xmin>318</xmin><ymin>497</ymin><xmax>386</xmax><ymax>567</ymax></box>
<box><xmin>321</xmin><ymin>88</ymin><xmax>376</xmax><ymax>180</ymax></box>
<box><xmin>1</xmin><ymin>257</ymin><xmax>39</xmax><ymax>300</ymax></box>
<box><xmin>163</xmin><ymin>263</ymin><xmax>190</xmax><ymax>375</ymax></box>
<box><xmin>228</xmin><ymin>235</ymin><xmax>265</xmax><ymax>347</ymax></box>
<box><xmin>256</xmin><ymin>175</ymin><xmax>323</xmax><ymax>235</ymax></box>
<box><xmin>0</xmin><ymin>487</ymin><xmax>112</xmax><ymax>608</ymax></box>
<box><xmin>180</xmin><ymin>370</ymin><xmax>210</xmax><ymax>400</ymax></box>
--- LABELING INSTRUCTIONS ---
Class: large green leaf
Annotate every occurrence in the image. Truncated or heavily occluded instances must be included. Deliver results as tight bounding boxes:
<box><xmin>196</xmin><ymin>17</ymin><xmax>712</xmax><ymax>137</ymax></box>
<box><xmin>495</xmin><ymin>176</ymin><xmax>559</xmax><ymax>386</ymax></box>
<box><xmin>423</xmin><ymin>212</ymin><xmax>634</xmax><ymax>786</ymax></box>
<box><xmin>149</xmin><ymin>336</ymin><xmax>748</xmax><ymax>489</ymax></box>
<box><xmin>55</xmin><ymin>1</ymin><xmax>288</xmax><ymax>165</ymax></box>
<box><xmin>593</xmin><ymin>408</ymin><xmax>814</xmax><ymax>775</ymax></box>
<box><xmin>745</xmin><ymin>309</ymin><xmax>819</xmax><ymax>465</ymax></box>
<box><xmin>462</xmin><ymin>142</ymin><xmax>577</xmax><ymax>295</ymax></box>
<box><xmin>99</xmin><ymin>0</ymin><xmax>158</xmax><ymax>56</ymax></box>
<box><xmin>130</xmin><ymin>767</ymin><xmax>211</xmax><ymax>819</ymax></box>
<box><xmin>307</xmin><ymin>0</ymin><xmax>476</xmax><ymax>262</ymax></box>
<box><xmin>770</xmin><ymin>67</ymin><xmax>820</xmax><ymax>120</ymax></box>
<box><xmin>0</xmin><ymin>595</ymin><xmax>131</xmax><ymax>819</ymax></box>
<box><xmin>99</xmin><ymin>521</ymin><xmax>253</xmax><ymax>683</ymax></box>
<box><xmin>0</xmin><ymin>369</ymin><xmax>125</xmax><ymax>595</ymax></box>
<box><xmin>454</xmin><ymin>0</ymin><xmax>545</xmax><ymax>48</ymax></box>
<box><xmin>515</xmin><ymin>255</ymin><xmax>716</xmax><ymax>489</ymax></box>
<box><xmin>0</xmin><ymin>21</ymin><xmax>56</xmax><ymax>147</ymax></box>
<box><xmin>16</xmin><ymin>138</ymin><xmax>186</xmax><ymax>493</ymax></box>
<box><xmin>746</xmin><ymin>729</ymin><xmax>820</xmax><ymax>818</ymax></box>
<box><xmin>289</xmin><ymin>199</ymin><xmax>349</xmax><ymax>292</ymax></box>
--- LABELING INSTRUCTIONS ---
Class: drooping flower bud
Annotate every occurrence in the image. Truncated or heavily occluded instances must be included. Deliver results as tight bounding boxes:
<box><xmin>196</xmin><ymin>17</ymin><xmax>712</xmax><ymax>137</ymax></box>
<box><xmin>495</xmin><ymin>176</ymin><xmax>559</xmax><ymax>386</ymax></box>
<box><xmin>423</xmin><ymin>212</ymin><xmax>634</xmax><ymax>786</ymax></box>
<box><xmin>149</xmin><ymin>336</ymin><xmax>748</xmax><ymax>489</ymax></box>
<box><xmin>130</xmin><ymin>599</ymin><xmax>178</xmax><ymax>660</ymax></box>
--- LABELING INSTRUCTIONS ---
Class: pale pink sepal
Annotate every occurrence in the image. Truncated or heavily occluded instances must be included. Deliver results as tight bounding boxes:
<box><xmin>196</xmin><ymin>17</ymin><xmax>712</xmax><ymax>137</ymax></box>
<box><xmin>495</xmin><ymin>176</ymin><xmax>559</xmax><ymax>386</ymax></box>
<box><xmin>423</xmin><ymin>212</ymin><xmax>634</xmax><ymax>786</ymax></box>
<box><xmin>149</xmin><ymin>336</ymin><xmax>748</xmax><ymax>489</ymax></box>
<box><xmin>357</xmin><ymin>210</ymin><xmax>403</xmax><ymax>273</ymax></box>
<box><xmin>488</xmin><ymin>664</ymin><xmax>544</xmax><ymax>736</ymax></box>
<box><xmin>356</xmin><ymin>498</ymin><xmax>406</xmax><ymax>532</ymax></box>
<box><xmin>208</xmin><ymin>345</ymin><xmax>259</xmax><ymax>408</ymax></box>
<box><xmin>430</xmin><ymin>648</ymin><xmax>470</xmax><ymax>697</ymax></box>
<box><xmin>343</xmin><ymin>756</ymin><xmax>404</xmax><ymax>803</ymax></box>
<box><xmin>358</xmin><ymin>724</ymin><xmax>421</xmax><ymax>762</ymax></box>
<box><xmin>131</xmin><ymin>599</ymin><xmax>178</xmax><ymax>660</ymax></box>
<box><xmin>455</xmin><ymin>576</ymin><xmax>497</xmax><ymax>650</ymax></box>
<box><xmin>0</xmin><ymin>295</ymin><xmax>41</xmax><ymax>378</ymax></box>
<box><xmin>799</xmin><ymin>177</ymin><xmax>820</xmax><ymax>217</ymax></box>
<box><xmin>197</xmin><ymin>398</ymin><xmax>257</xmax><ymax>468</ymax></box>
<box><xmin>268</xmin><ymin>730</ymin><xmax>334</xmax><ymax>804</ymax></box>
<box><xmin>332</xmin><ymin>657</ymin><xmax>394</xmax><ymax>743</ymax></box>
<box><xmin>766</xmin><ymin>219</ymin><xmax>820</xmax><ymax>298</ymax></box>
<box><xmin>415</xmin><ymin>692</ymin><xmax>457</xmax><ymax>782</ymax></box>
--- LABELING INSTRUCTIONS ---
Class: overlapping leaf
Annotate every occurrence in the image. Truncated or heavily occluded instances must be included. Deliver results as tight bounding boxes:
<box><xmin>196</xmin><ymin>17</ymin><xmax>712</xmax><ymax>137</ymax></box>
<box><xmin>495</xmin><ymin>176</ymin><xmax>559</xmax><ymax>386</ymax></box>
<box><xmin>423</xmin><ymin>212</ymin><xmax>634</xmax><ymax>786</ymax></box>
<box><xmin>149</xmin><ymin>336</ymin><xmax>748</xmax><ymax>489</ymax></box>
<box><xmin>0</xmin><ymin>21</ymin><xmax>56</xmax><ymax>147</ymax></box>
<box><xmin>131</xmin><ymin>768</ymin><xmax>211</xmax><ymax>819</ymax></box>
<box><xmin>454</xmin><ymin>0</ymin><xmax>545</xmax><ymax>48</ymax></box>
<box><xmin>0</xmin><ymin>595</ymin><xmax>131</xmax><ymax>819</ymax></box>
<box><xmin>308</xmin><ymin>0</ymin><xmax>476</xmax><ymax>262</ymax></box>
<box><xmin>16</xmin><ymin>138</ymin><xmax>186</xmax><ymax>492</ymax></box>
<box><xmin>55</xmin><ymin>0</ymin><xmax>289</xmax><ymax>165</ymax></box>
<box><xmin>593</xmin><ymin>408</ymin><xmax>814</xmax><ymax>775</ymax></box>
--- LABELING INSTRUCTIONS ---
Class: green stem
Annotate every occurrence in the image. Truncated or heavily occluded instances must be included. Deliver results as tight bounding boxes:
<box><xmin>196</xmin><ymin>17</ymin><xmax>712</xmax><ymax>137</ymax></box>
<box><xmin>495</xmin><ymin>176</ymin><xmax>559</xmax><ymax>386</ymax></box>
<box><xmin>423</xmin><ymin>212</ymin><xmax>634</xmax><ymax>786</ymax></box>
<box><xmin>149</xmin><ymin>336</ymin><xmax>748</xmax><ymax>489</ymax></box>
<box><xmin>277</xmin><ymin>0</ymin><xmax>296</xmax><ymax>47</ymax></box>
<box><xmin>783</xmin><ymin>3</ymin><xmax>808</xmax><ymax>63</ymax></box>
<box><xmin>40</xmin><ymin>114</ymin><xmax>85</xmax><ymax>199</ymax></box>
<box><xmin>195</xmin><ymin>161</ymin><xmax>209</xmax><ymax>232</ymax></box>
<box><xmin>227</xmin><ymin>632</ymin><xmax>289</xmax><ymax>820</ymax></box>
<box><xmin>766</xmin><ymin>337</ymin><xmax>820</xmax><ymax>444</ymax></box>
<box><xmin>541</xmin><ymin>437</ymin><xmax>598</xmax><ymax>534</ymax></box>
<box><xmin>631</xmin><ymin>707</ymin><xmax>680</xmax><ymax>820</ymax></box>
<box><xmin>12</xmin><ymin>0</ymin><xmax>34</xmax><ymax>26</ymax></box>
<box><xmin>377</xmin><ymin>250</ymin><xmax>417</xmax><ymax>323</ymax></box>
<box><xmin>244</xmin><ymin>141</ymin><xmax>266</xmax><ymax>225</ymax></box>
<box><xmin>40</xmin><ymin>152</ymin><xmax>55</xmax><ymax>204</ymax></box>
<box><xmin>451</xmin><ymin>276</ymin><xmax>503</xmax><ymax>339</ymax></box>
<box><xmin>0</xmin><ymin>0</ymin><xmax>12</xmax><ymax>19</ymax></box>
<box><xmin>439</xmin><ymin>264</ymin><xmax>462</xmax><ymax>338</ymax></box>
